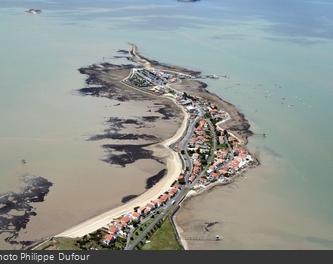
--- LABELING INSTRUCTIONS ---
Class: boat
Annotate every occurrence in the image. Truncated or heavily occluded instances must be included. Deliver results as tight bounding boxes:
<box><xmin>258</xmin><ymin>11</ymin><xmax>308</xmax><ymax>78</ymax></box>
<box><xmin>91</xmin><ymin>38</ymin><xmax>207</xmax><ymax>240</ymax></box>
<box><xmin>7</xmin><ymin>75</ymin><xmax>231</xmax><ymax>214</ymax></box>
<box><xmin>26</xmin><ymin>9</ymin><xmax>42</xmax><ymax>15</ymax></box>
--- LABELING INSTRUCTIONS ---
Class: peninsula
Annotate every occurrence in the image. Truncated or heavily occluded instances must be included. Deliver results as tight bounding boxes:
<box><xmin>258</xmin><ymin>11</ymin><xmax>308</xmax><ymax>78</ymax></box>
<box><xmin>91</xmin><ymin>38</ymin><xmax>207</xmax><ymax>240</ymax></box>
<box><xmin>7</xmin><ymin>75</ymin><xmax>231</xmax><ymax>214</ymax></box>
<box><xmin>35</xmin><ymin>44</ymin><xmax>258</xmax><ymax>250</ymax></box>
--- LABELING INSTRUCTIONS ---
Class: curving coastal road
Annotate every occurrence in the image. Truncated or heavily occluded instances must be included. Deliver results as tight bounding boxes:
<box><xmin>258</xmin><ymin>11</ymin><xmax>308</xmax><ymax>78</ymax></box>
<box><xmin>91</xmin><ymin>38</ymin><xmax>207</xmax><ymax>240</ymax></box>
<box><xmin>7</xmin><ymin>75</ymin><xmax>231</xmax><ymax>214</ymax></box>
<box><xmin>56</xmin><ymin>90</ymin><xmax>190</xmax><ymax>239</ymax></box>
<box><xmin>55</xmin><ymin>44</ymin><xmax>216</xmax><ymax>241</ymax></box>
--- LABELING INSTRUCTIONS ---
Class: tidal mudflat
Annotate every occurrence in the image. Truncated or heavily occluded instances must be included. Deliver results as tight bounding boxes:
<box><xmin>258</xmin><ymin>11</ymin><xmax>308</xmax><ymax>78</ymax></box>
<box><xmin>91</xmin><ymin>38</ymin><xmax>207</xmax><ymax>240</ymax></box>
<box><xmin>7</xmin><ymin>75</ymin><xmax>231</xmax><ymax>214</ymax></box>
<box><xmin>0</xmin><ymin>51</ymin><xmax>183</xmax><ymax>249</ymax></box>
<box><xmin>0</xmin><ymin>176</ymin><xmax>52</xmax><ymax>248</ymax></box>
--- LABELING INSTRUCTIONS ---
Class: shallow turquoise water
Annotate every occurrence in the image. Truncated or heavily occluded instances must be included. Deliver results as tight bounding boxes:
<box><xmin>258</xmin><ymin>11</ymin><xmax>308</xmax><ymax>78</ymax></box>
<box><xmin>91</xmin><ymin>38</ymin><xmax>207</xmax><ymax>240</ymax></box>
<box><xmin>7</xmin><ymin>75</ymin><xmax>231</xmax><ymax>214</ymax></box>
<box><xmin>0</xmin><ymin>0</ymin><xmax>332</xmax><ymax>248</ymax></box>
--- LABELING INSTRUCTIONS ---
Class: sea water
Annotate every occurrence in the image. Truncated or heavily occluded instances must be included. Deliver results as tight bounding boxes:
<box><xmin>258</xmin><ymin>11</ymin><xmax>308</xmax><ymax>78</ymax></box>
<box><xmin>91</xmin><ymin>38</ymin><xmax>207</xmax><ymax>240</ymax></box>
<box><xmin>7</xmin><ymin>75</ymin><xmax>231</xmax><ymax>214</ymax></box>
<box><xmin>0</xmin><ymin>0</ymin><xmax>332</xmax><ymax>249</ymax></box>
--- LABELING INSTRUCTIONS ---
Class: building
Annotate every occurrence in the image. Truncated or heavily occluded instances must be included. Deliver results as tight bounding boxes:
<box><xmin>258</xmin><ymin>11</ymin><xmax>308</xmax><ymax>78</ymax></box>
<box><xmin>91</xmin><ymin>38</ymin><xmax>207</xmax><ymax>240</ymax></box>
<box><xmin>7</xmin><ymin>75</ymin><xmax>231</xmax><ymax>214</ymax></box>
<box><xmin>120</xmin><ymin>215</ymin><xmax>131</xmax><ymax>226</ymax></box>
<box><xmin>131</xmin><ymin>212</ymin><xmax>141</xmax><ymax>222</ymax></box>
<box><xmin>103</xmin><ymin>234</ymin><xmax>116</xmax><ymax>245</ymax></box>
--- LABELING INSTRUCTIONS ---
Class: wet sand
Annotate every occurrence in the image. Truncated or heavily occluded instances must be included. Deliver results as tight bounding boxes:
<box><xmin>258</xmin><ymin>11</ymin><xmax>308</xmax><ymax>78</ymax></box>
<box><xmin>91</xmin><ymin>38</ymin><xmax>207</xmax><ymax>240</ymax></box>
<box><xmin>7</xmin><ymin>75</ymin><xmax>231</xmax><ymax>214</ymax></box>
<box><xmin>48</xmin><ymin>48</ymin><xmax>191</xmax><ymax>238</ymax></box>
<box><xmin>56</xmin><ymin>106</ymin><xmax>188</xmax><ymax>238</ymax></box>
<box><xmin>0</xmin><ymin>54</ymin><xmax>183</xmax><ymax>249</ymax></box>
<box><xmin>175</xmin><ymin>147</ymin><xmax>333</xmax><ymax>250</ymax></box>
<box><xmin>1</xmin><ymin>44</ymin><xmax>254</xmax><ymax>248</ymax></box>
<box><xmin>0</xmin><ymin>176</ymin><xmax>52</xmax><ymax>248</ymax></box>
<box><xmin>56</xmin><ymin>45</ymin><xmax>255</xmax><ymax>240</ymax></box>
<box><xmin>170</xmin><ymin>79</ymin><xmax>252</xmax><ymax>143</ymax></box>
<box><xmin>0</xmin><ymin>100</ymin><xmax>182</xmax><ymax>249</ymax></box>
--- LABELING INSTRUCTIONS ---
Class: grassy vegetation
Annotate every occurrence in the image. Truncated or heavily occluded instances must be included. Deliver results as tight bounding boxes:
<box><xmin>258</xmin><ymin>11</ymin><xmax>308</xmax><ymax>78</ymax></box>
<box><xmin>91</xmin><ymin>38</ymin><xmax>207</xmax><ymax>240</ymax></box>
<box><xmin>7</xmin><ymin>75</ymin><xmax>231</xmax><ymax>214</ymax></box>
<box><xmin>217</xmin><ymin>143</ymin><xmax>228</xmax><ymax>150</ymax></box>
<box><xmin>33</xmin><ymin>237</ymin><xmax>81</xmax><ymax>250</ymax></box>
<box><xmin>142</xmin><ymin>218</ymin><xmax>183</xmax><ymax>250</ymax></box>
<box><xmin>53</xmin><ymin>237</ymin><xmax>81</xmax><ymax>250</ymax></box>
<box><xmin>40</xmin><ymin>230</ymin><xmax>126</xmax><ymax>250</ymax></box>
<box><xmin>131</xmin><ymin>218</ymin><xmax>154</xmax><ymax>240</ymax></box>
<box><xmin>75</xmin><ymin>230</ymin><xmax>108</xmax><ymax>250</ymax></box>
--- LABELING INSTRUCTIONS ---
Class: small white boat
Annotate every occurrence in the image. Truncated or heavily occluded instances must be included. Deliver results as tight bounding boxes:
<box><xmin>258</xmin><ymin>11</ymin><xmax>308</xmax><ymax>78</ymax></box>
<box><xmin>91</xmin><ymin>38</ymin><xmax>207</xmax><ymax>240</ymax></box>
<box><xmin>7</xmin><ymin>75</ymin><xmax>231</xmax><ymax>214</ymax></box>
<box><xmin>26</xmin><ymin>9</ymin><xmax>42</xmax><ymax>15</ymax></box>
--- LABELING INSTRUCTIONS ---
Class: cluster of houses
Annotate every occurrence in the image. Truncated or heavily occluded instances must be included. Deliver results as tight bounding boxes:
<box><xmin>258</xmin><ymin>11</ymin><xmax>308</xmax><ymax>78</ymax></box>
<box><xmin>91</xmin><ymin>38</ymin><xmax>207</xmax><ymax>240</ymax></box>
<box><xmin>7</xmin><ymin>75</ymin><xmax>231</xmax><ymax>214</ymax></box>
<box><xmin>103</xmin><ymin>183</ymin><xmax>182</xmax><ymax>246</ymax></box>
<box><xmin>128</xmin><ymin>68</ymin><xmax>176</xmax><ymax>89</ymax></box>
<box><xmin>182</xmin><ymin>100</ymin><xmax>254</xmax><ymax>186</ymax></box>
<box><xmin>126</xmin><ymin>68</ymin><xmax>194</xmax><ymax>98</ymax></box>
<box><xmin>176</xmin><ymin>97</ymin><xmax>230</xmax><ymax>125</ymax></box>
<box><xmin>189</xmin><ymin>119</ymin><xmax>211</xmax><ymax>154</ymax></box>
<box><xmin>187</xmin><ymin>119</ymin><xmax>212</xmax><ymax>183</ymax></box>
<box><xmin>127</xmin><ymin>69</ymin><xmax>153</xmax><ymax>88</ymax></box>
<box><xmin>175</xmin><ymin>93</ymin><xmax>202</xmax><ymax>114</ymax></box>
<box><xmin>149</xmin><ymin>69</ymin><xmax>174</xmax><ymax>82</ymax></box>
<box><xmin>126</xmin><ymin>67</ymin><xmax>203</xmax><ymax>116</ymax></box>
<box><xmin>201</xmin><ymin>129</ymin><xmax>253</xmax><ymax>184</ymax></box>
<box><xmin>111</xmin><ymin>64</ymin><xmax>255</xmax><ymax>246</ymax></box>
<box><xmin>189</xmin><ymin>159</ymin><xmax>202</xmax><ymax>184</ymax></box>
<box><xmin>137</xmin><ymin>69</ymin><xmax>168</xmax><ymax>86</ymax></box>
<box><xmin>205</xmin><ymin>103</ymin><xmax>230</xmax><ymax>122</ymax></box>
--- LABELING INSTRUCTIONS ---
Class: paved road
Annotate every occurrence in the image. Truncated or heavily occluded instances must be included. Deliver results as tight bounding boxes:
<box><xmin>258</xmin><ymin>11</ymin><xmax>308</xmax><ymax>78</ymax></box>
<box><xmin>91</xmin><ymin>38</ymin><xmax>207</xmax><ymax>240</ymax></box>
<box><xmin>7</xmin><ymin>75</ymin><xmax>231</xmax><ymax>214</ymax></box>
<box><xmin>125</xmin><ymin>189</ymin><xmax>188</xmax><ymax>250</ymax></box>
<box><xmin>125</xmin><ymin>109</ymin><xmax>198</xmax><ymax>249</ymax></box>
<box><xmin>121</xmin><ymin>50</ymin><xmax>211</xmax><ymax>249</ymax></box>
<box><xmin>178</xmin><ymin>110</ymin><xmax>202</xmax><ymax>183</ymax></box>
<box><xmin>125</xmin><ymin>107</ymin><xmax>202</xmax><ymax>250</ymax></box>
<box><xmin>125</xmin><ymin>106</ymin><xmax>210</xmax><ymax>250</ymax></box>
<box><xmin>192</xmin><ymin>117</ymin><xmax>217</xmax><ymax>186</ymax></box>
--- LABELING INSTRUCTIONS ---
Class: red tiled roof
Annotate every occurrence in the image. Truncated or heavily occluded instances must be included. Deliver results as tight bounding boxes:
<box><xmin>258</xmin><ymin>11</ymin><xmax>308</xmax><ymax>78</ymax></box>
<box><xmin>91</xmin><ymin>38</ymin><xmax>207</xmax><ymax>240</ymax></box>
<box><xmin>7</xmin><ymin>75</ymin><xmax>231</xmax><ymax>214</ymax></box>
<box><xmin>121</xmin><ymin>215</ymin><xmax>131</xmax><ymax>224</ymax></box>
<box><xmin>159</xmin><ymin>194</ymin><xmax>170</xmax><ymax>203</ymax></box>
<box><xmin>189</xmin><ymin>175</ymin><xmax>196</xmax><ymax>183</ymax></box>
<box><xmin>170</xmin><ymin>186</ymin><xmax>178</xmax><ymax>193</ymax></box>
<box><xmin>138</xmin><ymin>207</ymin><xmax>146</xmax><ymax>214</ymax></box>
<box><xmin>132</xmin><ymin>212</ymin><xmax>140</xmax><ymax>218</ymax></box>
<box><xmin>219</xmin><ymin>169</ymin><xmax>228</xmax><ymax>174</ymax></box>
<box><xmin>174</xmin><ymin>184</ymin><xmax>181</xmax><ymax>189</ymax></box>
<box><xmin>144</xmin><ymin>208</ymin><xmax>151</xmax><ymax>215</ymax></box>
<box><xmin>212</xmin><ymin>172</ymin><xmax>220</xmax><ymax>178</ymax></box>
<box><xmin>104</xmin><ymin>234</ymin><xmax>115</xmax><ymax>241</ymax></box>
<box><xmin>194</xmin><ymin>160</ymin><xmax>201</xmax><ymax>166</ymax></box>
<box><xmin>152</xmin><ymin>199</ymin><xmax>160</xmax><ymax>206</ymax></box>
<box><xmin>108</xmin><ymin>225</ymin><xmax>119</xmax><ymax>234</ymax></box>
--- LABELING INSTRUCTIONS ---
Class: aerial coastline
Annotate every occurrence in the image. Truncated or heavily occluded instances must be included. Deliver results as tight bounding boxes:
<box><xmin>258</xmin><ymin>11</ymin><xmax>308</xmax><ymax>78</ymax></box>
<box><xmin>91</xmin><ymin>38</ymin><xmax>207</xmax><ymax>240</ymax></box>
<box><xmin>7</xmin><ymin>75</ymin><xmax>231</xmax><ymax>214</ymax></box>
<box><xmin>2</xmin><ymin>0</ymin><xmax>332</xmax><ymax>252</ymax></box>
<box><xmin>36</xmin><ymin>44</ymin><xmax>258</xmax><ymax>250</ymax></box>
<box><xmin>0</xmin><ymin>0</ymin><xmax>333</xmax><ymax>254</ymax></box>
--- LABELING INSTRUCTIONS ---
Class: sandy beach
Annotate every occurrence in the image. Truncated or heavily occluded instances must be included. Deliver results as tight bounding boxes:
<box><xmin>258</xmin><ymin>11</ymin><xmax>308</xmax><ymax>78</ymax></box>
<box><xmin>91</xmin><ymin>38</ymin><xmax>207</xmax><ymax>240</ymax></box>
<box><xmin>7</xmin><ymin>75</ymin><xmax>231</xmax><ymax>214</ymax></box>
<box><xmin>172</xmin><ymin>213</ymin><xmax>189</xmax><ymax>250</ymax></box>
<box><xmin>57</xmin><ymin>105</ymin><xmax>189</xmax><ymax>238</ymax></box>
<box><xmin>0</xmin><ymin>49</ymin><xmax>186</xmax><ymax>249</ymax></box>
<box><xmin>3</xmin><ymin>0</ymin><xmax>333</xmax><ymax>252</ymax></box>
<box><xmin>56</xmin><ymin>45</ymin><xmax>254</xmax><ymax>242</ymax></box>
<box><xmin>2</xmin><ymin>44</ymin><xmax>256</xmax><ymax>249</ymax></box>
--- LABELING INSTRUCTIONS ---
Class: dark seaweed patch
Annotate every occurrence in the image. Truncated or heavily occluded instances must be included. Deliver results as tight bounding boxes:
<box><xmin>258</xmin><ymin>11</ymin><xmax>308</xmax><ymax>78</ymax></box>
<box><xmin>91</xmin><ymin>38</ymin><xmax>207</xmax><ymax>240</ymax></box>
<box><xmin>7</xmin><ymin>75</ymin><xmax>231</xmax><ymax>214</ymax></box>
<box><xmin>102</xmin><ymin>143</ymin><xmax>162</xmax><ymax>167</ymax></box>
<box><xmin>117</xmin><ymin>49</ymin><xmax>129</xmax><ymax>54</ymax></box>
<box><xmin>106</xmin><ymin>117</ymin><xmax>144</xmax><ymax>132</ymax></box>
<box><xmin>145</xmin><ymin>169</ymin><xmax>167</xmax><ymax>189</ymax></box>
<box><xmin>78</xmin><ymin>64</ymin><xmax>147</xmax><ymax>102</ymax></box>
<box><xmin>154</xmin><ymin>104</ymin><xmax>176</xmax><ymax>120</ymax></box>
<box><xmin>78</xmin><ymin>86</ymin><xmax>109</xmax><ymax>96</ymax></box>
<box><xmin>141</xmin><ymin>116</ymin><xmax>160</xmax><ymax>122</ymax></box>
<box><xmin>112</xmin><ymin>55</ymin><xmax>131</xmax><ymax>60</ymax></box>
<box><xmin>121</xmin><ymin>195</ymin><xmax>138</xmax><ymax>203</ymax></box>
<box><xmin>204</xmin><ymin>221</ymin><xmax>220</xmax><ymax>232</ymax></box>
<box><xmin>0</xmin><ymin>176</ymin><xmax>53</xmax><ymax>248</ymax></box>
<box><xmin>88</xmin><ymin>117</ymin><xmax>159</xmax><ymax>142</ymax></box>
<box><xmin>89</xmin><ymin>133</ymin><xmax>158</xmax><ymax>141</ymax></box>
<box><xmin>78</xmin><ymin>84</ymin><xmax>132</xmax><ymax>102</ymax></box>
